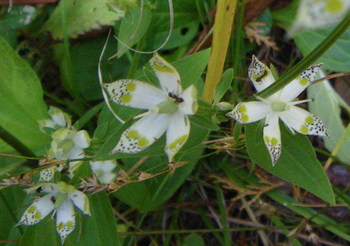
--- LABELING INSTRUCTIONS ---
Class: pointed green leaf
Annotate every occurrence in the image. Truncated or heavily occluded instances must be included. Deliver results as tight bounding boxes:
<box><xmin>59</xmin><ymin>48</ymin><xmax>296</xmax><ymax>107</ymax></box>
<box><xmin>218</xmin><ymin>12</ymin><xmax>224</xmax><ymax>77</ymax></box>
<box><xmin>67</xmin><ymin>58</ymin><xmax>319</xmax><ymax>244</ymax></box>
<box><xmin>245</xmin><ymin>122</ymin><xmax>335</xmax><ymax>204</ymax></box>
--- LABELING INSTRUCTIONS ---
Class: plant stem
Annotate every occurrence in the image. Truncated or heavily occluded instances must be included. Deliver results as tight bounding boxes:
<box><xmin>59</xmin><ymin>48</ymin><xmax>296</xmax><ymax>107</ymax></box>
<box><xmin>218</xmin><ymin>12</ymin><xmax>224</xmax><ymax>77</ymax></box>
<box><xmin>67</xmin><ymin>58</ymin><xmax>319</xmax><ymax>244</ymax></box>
<box><xmin>257</xmin><ymin>12</ymin><xmax>350</xmax><ymax>98</ymax></box>
<box><xmin>0</xmin><ymin>124</ymin><xmax>36</xmax><ymax>162</ymax></box>
<box><xmin>202</xmin><ymin>0</ymin><xmax>237</xmax><ymax>103</ymax></box>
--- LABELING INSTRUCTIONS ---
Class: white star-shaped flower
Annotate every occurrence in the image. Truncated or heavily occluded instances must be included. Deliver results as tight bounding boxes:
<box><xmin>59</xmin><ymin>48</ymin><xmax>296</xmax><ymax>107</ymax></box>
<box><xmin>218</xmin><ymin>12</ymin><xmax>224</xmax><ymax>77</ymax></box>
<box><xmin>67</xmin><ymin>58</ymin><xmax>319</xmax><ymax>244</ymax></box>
<box><xmin>39</xmin><ymin>127</ymin><xmax>91</xmax><ymax>181</ymax></box>
<box><xmin>104</xmin><ymin>53</ymin><xmax>198</xmax><ymax>162</ymax></box>
<box><xmin>226</xmin><ymin>56</ymin><xmax>328</xmax><ymax>165</ymax></box>
<box><xmin>18</xmin><ymin>182</ymin><xmax>90</xmax><ymax>243</ymax></box>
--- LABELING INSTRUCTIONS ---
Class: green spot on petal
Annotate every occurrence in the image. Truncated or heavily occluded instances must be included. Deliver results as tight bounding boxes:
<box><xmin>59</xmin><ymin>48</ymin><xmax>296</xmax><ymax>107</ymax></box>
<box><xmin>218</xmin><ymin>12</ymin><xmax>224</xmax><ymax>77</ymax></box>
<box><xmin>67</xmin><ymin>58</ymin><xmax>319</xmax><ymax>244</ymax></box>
<box><xmin>169</xmin><ymin>135</ymin><xmax>188</xmax><ymax>150</ymax></box>
<box><xmin>128</xmin><ymin>130</ymin><xmax>140</xmax><ymax>139</ymax></box>
<box><xmin>241</xmin><ymin>114</ymin><xmax>249</xmax><ymax>122</ymax></box>
<box><xmin>238</xmin><ymin>105</ymin><xmax>247</xmax><ymax>113</ymax></box>
<box><xmin>34</xmin><ymin>212</ymin><xmax>42</xmax><ymax>220</ymax></box>
<box><xmin>154</xmin><ymin>64</ymin><xmax>174</xmax><ymax>73</ymax></box>
<box><xmin>299</xmin><ymin>78</ymin><xmax>309</xmax><ymax>86</ymax></box>
<box><xmin>305</xmin><ymin>116</ymin><xmax>314</xmax><ymax>124</ymax></box>
<box><xmin>138</xmin><ymin>137</ymin><xmax>149</xmax><ymax>147</ymax></box>
<box><xmin>126</xmin><ymin>82</ymin><xmax>136</xmax><ymax>92</ymax></box>
<box><xmin>121</xmin><ymin>94</ymin><xmax>131</xmax><ymax>104</ymax></box>
<box><xmin>58</xmin><ymin>222</ymin><xmax>64</xmax><ymax>230</ymax></box>
<box><xmin>264</xmin><ymin>136</ymin><xmax>270</xmax><ymax>144</ymax></box>
<box><xmin>28</xmin><ymin>205</ymin><xmax>37</xmax><ymax>213</ymax></box>
<box><xmin>271</xmin><ymin>138</ymin><xmax>278</xmax><ymax>146</ymax></box>
<box><xmin>325</xmin><ymin>0</ymin><xmax>343</xmax><ymax>13</ymax></box>
<box><xmin>300</xmin><ymin>125</ymin><xmax>309</xmax><ymax>134</ymax></box>
<box><xmin>66</xmin><ymin>221</ymin><xmax>74</xmax><ymax>228</ymax></box>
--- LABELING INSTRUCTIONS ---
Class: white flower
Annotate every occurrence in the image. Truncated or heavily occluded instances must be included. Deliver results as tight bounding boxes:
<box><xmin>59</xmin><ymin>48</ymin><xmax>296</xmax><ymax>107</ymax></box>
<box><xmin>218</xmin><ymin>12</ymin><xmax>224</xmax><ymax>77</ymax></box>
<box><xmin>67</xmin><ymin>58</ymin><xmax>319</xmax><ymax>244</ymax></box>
<box><xmin>226</xmin><ymin>56</ymin><xmax>328</xmax><ymax>165</ymax></box>
<box><xmin>104</xmin><ymin>53</ymin><xmax>198</xmax><ymax>162</ymax></box>
<box><xmin>18</xmin><ymin>182</ymin><xmax>90</xmax><ymax>243</ymax></box>
<box><xmin>38</xmin><ymin>106</ymin><xmax>72</xmax><ymax>131</ymax></box>
<box><xmin>289</xmin><ymin>0</ymin><xmax>350</xmax><ymax>36</ymax></box>
<box><xmin>89</xmin><ymin>160</ymin><xmax>117</xmax><ymax>184</ymax></box>
<box><xmin>39</xmin><ymin>125</ymin><xmax>91</xmax><ymax>181</ymax></box>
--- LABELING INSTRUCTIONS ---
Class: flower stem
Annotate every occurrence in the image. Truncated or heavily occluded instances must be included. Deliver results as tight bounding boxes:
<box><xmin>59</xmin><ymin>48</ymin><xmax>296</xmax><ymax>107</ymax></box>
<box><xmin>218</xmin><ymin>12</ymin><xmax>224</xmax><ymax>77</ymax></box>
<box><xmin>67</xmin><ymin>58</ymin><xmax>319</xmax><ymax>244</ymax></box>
<box><xmin>257</xmin><ymin>12</ymin><xmax>350</xmax><ymax>98</ymax></box>
<box><xmin>0</xmin><ymin>124</ymin><xmax>36</xmax><ymax>158</ymax></box>
<box><xmin>202</xmin><ymin>0</ymin><xmax>237</xmax><ymax>103</ymax></box>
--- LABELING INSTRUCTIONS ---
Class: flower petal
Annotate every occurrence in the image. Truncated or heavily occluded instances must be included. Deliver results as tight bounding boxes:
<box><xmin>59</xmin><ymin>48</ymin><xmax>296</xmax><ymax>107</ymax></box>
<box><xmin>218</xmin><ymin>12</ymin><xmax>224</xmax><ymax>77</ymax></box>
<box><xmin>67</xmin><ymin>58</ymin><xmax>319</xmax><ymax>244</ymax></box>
<box><xmin>40</xmin><ymin>183</ymin><xmax>59</xmax><ymax>193</ymax></box>
<box><xmin>278</xmin><ymin>64</ymin><xmax>322</xmax><ymax>102</ymax></box>
<box><xmin>226</xmin><ymin>101</ymin><xmax>270</xmax><ymax>124</ymax></box>
<box><xmin>18</xmin><ymin>194</ymin><xmax>55</xmax><ymax>225</ymax></box>
<box><xmin>165</xmin><ymin>113</ymin><xmax>190</xmax><ymax>162</ymax></box>
<box><xmin>178</xmin><ymin>85</ymin><xmax>198</xmax><ymax>115</ymax></box>
<box><xmin>56</xmin><ymin>200</ymin><xmax>75</xmax><ymax>243</ymax></box>
<box><xmin>68</xmin><ymin>190</ymin><xmax>90</xmax><ymax>215</ymax></box>
<box><xmin>150</xmin><ymin>53</ymin><xmax>182</xmax><ymax>95</ymax></box>
<box><xmin>73</xmin><ymin>130</ymin><xmax>91</xmax><ymax>149</ymax></box>
<box><xmin>104</xmin><ymin>79</ymin><xmax>166</xmax><ymax>109</ymax></box>
<box><xmin>112</xmin><ymin>113</ymin><xmax>171</xmax><ymax>154</ymax></box>
<box><xmin>68</xmin><ymin>146</ymin><xmax>84</xmax><ymax>160</ymax></box>
<box><xmin>89</xmin><ymin>160</ymin><xmax>117</xmax><ymax>184</ymax></box>
<box><xmin>48</xmin><ymin>106</ymin><xmax>72</xmax><ymax>128</ymax></box>
<box><xmin>263</xmin><ymin>113</ymin><xmax>282</xmax><ymax>166</ymax></box>
<box><xmin>248</xmin><ymin>55</ymin><xmax>275</xmax><ymax>92</ymax></box>
<box><xmin>279</xmin><ymin>106</ymin><xmax>328</xmax><ymax>136</ymax></box>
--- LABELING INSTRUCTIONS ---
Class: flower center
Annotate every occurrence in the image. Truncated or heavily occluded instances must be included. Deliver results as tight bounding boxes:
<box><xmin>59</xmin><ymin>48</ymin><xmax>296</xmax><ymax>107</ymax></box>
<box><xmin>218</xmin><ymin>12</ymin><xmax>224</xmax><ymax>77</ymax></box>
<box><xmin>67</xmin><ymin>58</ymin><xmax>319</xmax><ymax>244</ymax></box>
<box><xmin>155</xmin><ymin>99</ymin><xmax>179</xmax><ymax>114</ymax></box>
<box><xmin>271</xmin><ymin>101</ymin><xmax>287</xmax><ymax>112</ymax></box>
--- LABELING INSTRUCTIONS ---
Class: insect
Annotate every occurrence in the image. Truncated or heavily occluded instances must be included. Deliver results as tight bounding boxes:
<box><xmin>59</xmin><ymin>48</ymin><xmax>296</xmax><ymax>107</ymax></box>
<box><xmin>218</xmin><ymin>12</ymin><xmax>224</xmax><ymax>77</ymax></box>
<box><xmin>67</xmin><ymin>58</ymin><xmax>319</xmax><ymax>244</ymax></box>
<box><xmin>50</xmin><ymin>196</ymin><xmax>56</xmax><ymax>204</ymax></box>
<box><xmin>256</xmin><ymin>70</ymin><xmax>268</xmax><ymax>82</ymax></box>
<box><xmin>168</xmin><ymin>92</ymin><xmax>184</xmax><ymax>103</ymax></box>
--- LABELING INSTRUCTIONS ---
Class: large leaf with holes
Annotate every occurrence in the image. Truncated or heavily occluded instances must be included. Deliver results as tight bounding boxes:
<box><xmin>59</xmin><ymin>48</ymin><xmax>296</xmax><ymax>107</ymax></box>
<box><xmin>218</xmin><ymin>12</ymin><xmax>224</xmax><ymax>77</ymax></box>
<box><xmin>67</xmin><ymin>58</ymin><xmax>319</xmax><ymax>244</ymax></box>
<box><xmin>245</xmin><ymin>122</ymin><xmax>335</xmax><ymax>204</ymax></box>
<box><xmin>42</xmin><ymin>0</ymin><xmax>128</xmax><ymax>39</ymax></box>
<box><xmin>0</xmin><ymin>37</ymin><xmax>49</xmax><ymax>152</ymax></box>
<box><xmin>145</xmin><ymin>0</ymin><xmax>201</xmax><ymax>50</ymax></box>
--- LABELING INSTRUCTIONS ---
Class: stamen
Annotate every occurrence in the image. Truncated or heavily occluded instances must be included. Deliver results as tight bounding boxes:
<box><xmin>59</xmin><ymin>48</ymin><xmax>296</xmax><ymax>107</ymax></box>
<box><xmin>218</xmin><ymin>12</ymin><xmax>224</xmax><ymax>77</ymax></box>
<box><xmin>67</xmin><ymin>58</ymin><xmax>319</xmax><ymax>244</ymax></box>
<box><xmin>289</xmin><ymin>99</ymin><xmax>313</xmax><ymax>106</ymax></box>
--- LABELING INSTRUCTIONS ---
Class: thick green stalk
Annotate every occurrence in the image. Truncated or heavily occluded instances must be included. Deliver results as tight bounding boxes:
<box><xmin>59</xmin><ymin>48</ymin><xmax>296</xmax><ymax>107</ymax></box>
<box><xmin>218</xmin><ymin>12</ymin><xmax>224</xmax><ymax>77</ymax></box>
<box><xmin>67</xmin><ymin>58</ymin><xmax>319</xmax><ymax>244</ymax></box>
<box><xmin>0</xmin><ymin>124</ymin><xmax>37</xmax><ymax>167</ymax></box>
<box><xmin>257</xmin><ymin>12</ymin><xmax>350</xmax><ymax>98</ymax></box>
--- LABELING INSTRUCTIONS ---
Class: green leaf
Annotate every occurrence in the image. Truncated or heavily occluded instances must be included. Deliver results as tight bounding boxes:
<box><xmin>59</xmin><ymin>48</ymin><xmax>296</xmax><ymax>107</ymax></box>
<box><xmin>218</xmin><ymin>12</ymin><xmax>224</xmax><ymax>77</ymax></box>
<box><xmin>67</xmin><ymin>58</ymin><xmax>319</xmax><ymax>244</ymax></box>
<box><xmin>66</xmin><ymin>192</ymin><xmax>120</xmax><ymax>246</ymax></box>
<box><xmin>245</xmin><ymin>122</ymin><xmax>335</xmax><ymax>204</ymax></box>
<box><xmin>173</xmin><ymin>48</ymin><xmax>211</xmax><ymax>90</ymax></box>
<box><xmin>308</xmin><ymin>80</ymin><xmax>350</xmax><ymax>163</ymax></box>
<box><xmin>19</xmin><ymin>218</ymin><xmax>60</xmax><ymax>246</ymax></box>
<box><xmin>147</xmin><ymin>0</ymin><xmax>201</xmax><ymax>50</ymax></box>
<box><xmin>42</xmin><ymin>0</ymin><xmax>126</xmax><ymax>39</ymax></box>
<box><xmin>0</xmin><ymin>37</ymin><xmax>50</xmax><ymax>152</ymax></box>
<box><xmin>54</xmin><ymin>35</ymin><xmax>130</xmax><ymax>100</ymax></box>
<box><xmin>214</xmin><ymin>68</ymin><xmax>234</xmax><ymax>104</ymax></box>
<box><xmin>294</xmin><ymin>28</ymin><xmax>350</xmax><ymax>72</ymax></box>
<box><xmin>183</xmin><ymin>234</ymin><xmax>205</xmax><ymax>246</ymax></box>
<box><xmin>114</xmin><ymin>125</ymin><xmax>209</xmax><ymax>212</ymax></box>
<box><xmin>117</xmin><ymin>7</ymin><xmax>152</xmax><ymax>57</ymax></box>
<box><xmin>0</xmin><ymin>186</ymin><xmax>28</xmax><ymax>243</ymax></box>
